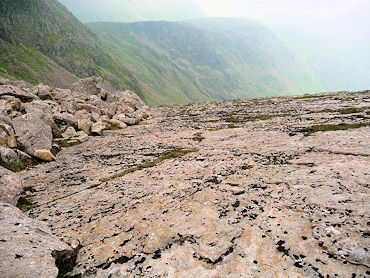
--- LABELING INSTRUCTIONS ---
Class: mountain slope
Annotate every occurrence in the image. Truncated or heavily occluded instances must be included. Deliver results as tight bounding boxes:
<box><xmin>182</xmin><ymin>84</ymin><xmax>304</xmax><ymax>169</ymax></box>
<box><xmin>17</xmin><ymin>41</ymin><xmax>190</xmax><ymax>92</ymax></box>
<box><xmin>0</xmin><ymin>39</ymin><xmax>79</xmax><ymax>87</ymax></box>
<box><xmin>88</xmin><ymin>19</ymin><xmax>323</xmax><ymax>104</ymax></box>
<box><xmin>58</xmin><ymin>0</ymin><xmax>205</xmax><ymax>23</ymax></box>
<box><xmin>0</xmin><ymin>0</ymin><xmax>143</xmax><ymax>94</ymax></box>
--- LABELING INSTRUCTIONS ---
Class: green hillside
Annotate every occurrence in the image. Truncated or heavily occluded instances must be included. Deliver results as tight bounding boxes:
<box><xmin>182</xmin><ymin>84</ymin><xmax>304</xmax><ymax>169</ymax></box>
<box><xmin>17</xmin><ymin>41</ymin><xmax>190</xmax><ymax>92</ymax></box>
<box><xmin>0</xmin><ymin>39</ymin><xmax>79</xmax><ymax>87</ymax></box>
<box><xmin>0</xmin><ymin>0</ymin><xmax>143</xmax><ymax>94</ymax></box>
<box><xmin>0</xmin><ymin>0</ymin><xmax>349</xmax><ymax>106</ymax></box>
<box><xmin>88</xmin><ymin>20</ymin><xmax>324</xmax><ymax>104</ymax></box>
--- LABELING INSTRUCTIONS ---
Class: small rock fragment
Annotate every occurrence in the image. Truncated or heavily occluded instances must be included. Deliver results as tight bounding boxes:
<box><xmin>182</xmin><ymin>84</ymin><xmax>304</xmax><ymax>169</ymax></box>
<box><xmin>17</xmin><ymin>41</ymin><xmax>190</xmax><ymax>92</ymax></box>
<box><xmin>34</xmin><ymin>149</ymin><xmax>56</xmax><ymax>161</ymax></box>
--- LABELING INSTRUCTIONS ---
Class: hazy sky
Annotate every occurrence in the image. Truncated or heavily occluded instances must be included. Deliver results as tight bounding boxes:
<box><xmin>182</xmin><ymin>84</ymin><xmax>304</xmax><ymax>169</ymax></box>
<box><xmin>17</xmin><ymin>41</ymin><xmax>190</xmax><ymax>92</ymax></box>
<box><xmin>195</xmin><ymin>0</ymin><xmax>369</xmax><ymax>18</ymax></box>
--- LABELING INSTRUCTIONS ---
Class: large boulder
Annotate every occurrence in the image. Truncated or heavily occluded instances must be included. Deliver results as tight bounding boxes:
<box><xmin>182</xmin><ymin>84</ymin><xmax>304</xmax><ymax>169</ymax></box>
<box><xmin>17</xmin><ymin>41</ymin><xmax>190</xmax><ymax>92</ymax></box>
<box><xmin>0</xmin><ymin>146</ymin><xmax>19</xmax><ymax>168</ymax></box>
<box><xmin>72</xmin><ymin>76</ymin><xmax>102</xmax><ymax>96</ymax></box>
<box><xmin>31</xmin><ymin>84</ymin><xmax>54</xmax><ymax>101</ymax></box>
<box><xmin>62</xmin><ymin>127</ymin><xmax>77</xmax><ymax>139</ymax></box>
<box><xmin>0</xmin><ymin>202</ymin><xmax>76</xmax><ymax>277</ymax></box>
<box><xmin>0</xmin><ymin>167</ymin><xmax>22</xmax><ymax>206</ymax></box>
<box><xmin>53</xmin><ymin>112</ymin><xmax>78</xmax><ymax>129</ymax></box>
<box><xmin>91</xmin><ymin>122</ymin><xmax>108</xmax><ymax>136</ymax></box>
<box><xmin>12</xmin><ymin>113</ymin><xmax>53</xmax><ymax>156</ymax></box>
<box><xmin>0</xmin><ymin>122</ymin><xmax>16</xmax><ymax>148</ymax></box>
<box><xmin>0</xmin><ymin>85</ymin><xmax>35</xmax><ymax>102</ymax></box>
<box><xmin>0</xmin><ymin>78</ymin><xmax>27</xmax><ymax>89</ymax></box>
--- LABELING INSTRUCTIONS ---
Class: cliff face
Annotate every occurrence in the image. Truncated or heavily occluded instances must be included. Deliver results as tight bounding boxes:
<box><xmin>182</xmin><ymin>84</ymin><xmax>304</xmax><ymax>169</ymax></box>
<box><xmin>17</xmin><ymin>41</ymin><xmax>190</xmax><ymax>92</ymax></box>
<box><xmin>0</xmin><ymin>0</ymin><xmax>142</xmax><ymax>93</ymax></box>
<box><xmin>9</xmin><ymin>89</ymin><xmax>369</xmax><ymax>277</ymax></box>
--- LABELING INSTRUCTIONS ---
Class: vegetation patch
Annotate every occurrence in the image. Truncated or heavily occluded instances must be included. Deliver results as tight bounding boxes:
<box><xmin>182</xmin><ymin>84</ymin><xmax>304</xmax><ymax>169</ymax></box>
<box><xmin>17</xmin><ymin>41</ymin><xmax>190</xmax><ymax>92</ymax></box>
<box><xmin>313</xmin><ymin>107</ymin><xmax>366</xmax><ymax>115</ymax></box>
<box><xmin>55</xmin><ymin>139</ymin><xmax>81</xmax><ymax>148</ymax></box>
<box><xmin>101</xmin><ymin>148</ymin><xmax>198</xmax><ymax>182</ymax></box>
<box><xmin>107</xmin><ymin>122</ymin><xmax>122</xmax><ymax>130</ymax></box>
<box><xmin>337</xmin><ymin>107</ymin><xmax>367</xmax><ymax>114</ymax></box>
<box><xmin>224</xmin><ymin>113</ymin><xmax>242</xmax><ymax>123</ymax></box>
<box><xmin>296</xmin><ymin>162</ymin><xmax>315</xmax><ymax>167</ymax></box>
<box><xmin>300</xmin><ymin>123</ymin><xmax>370</xmax><ymax>136</ymax></box>
<box><xmin>206</xmin><ymin>177</ymin><xmax>221</xmax><ymax>184</ymax></box>
<box><xmin>0</xmin><ymin>156</ymin><xmax>39</xmax><ymax>172</ymax></box>
<box><xmin>295</xmin><ymin>94</ymin><xmax>328</xmax><ymax>100</ymax></box>
<box><xmin>193</xmin><ymin>132</ymin><xmax>205</xmax><ymax>142</ymax></box>
<box><xmin>228</xmin><ymin>124</ymin><xmax>237</xmax><ymax>128</ymax></box>
<box><xmin>16</xmin><ymin>196</ymin><xmax>33</xmax><ymax>212</ymax></box>
<box><xmin>242</xmin><ymin>165</ymin><xmax>254</xmax><ymax>170</ymax></box>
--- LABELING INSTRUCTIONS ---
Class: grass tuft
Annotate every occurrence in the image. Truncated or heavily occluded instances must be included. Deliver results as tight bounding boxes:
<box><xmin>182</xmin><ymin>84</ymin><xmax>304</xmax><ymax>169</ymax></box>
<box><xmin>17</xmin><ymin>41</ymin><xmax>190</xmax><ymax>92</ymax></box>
<box><xmin>101</xmin><ymin>148</ymin><xmax>198</xmax><ymax>182</ymax></box>
<box><xmin>295</xmin><ymin>94</ymin><xmax>327</xmax><ymax>100</ymax></box>
<box><xmin>300</xmin><ymin>123</ymin><xmax>369</xmax><ymax>136</ymax></box>
<box><xmin>193</xmin><ymin>132</ymin><xmax>205</xmax><ymax>142</ymax></box>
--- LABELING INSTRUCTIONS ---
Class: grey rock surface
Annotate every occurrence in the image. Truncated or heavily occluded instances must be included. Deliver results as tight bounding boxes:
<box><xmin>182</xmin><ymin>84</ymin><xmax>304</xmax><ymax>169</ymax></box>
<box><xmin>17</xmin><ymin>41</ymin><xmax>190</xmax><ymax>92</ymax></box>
<box><xmin>0</xmin><ymin>85</ymin><xmax>35</xmax><ymax>102</ymax></box>
<box><xmin>0</xmin><ymin>202</ymin><xmax>75</xmax><ymax>278</ymax></box>
<box><xmin>12</xmin><ymin>113</ymin><xmax>53</xmax><ymax>155</ymax></box>
<box><xmin>18</xmin><ymin>90</ymin><xmax>369</xmax><ymax>277</ymax></box>
<box><xmin>1</xmin><ymin>76</ymin><xmax>148</xmax><ymax>166</ymax></box>
<box><xmin>0</xmin><ymin>167</ymin><xmax>22</xmax><ymax>205</ymax></box>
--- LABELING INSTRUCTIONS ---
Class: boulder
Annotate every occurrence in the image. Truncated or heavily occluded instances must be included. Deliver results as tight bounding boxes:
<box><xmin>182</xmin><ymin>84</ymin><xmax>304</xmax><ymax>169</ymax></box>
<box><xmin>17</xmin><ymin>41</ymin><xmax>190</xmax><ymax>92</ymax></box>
<box><xmin>31</xmin><ymin>84</ymin><xmax>54</xmax><ymax>100</ymax></box>
<box><xmin>0</xmin><ymin>168</ymin><xmax>22</xmax><ymax>205</ymax></box>
<box><xmin>91</xmin><ymin>122</ymin><xmax>107</xmax><ymax>136</ymax></box>
<box><xmin>53</xmin><ymin>112</ymin><xmax>78</xmax><ymax>129</ymax></box>
<box><xmin>108</xmin><ymin>119</ymin><xmax>127</xmax><ymax>129</ymax></box>
<box><xmin>73</xmin><ymin>131</ymin><xmax>89</xmax><ymax>143</ymax></box>
<box><xmin>0</xmin><ymin>77</ymin><xmax>27</xmax><ymax>89</ymax></box>
<box><xmin>34</xmin><ymin>149</ymin><xmax>56</xmax><ymax>161</ymax></box>
<box><xmin>0</xmin><ymin>146</ymin><xmax>19</xmax><ymax>168</ymax></box>
<box><xmin>0</xmin><ymin>202</ymin><xmax>76</xmax><ymax>277</ymax></box>
<box><xmin>77</xmin><ymin>119</ymin><xmax>93</xmax><ymax>135</ymax></box>
<box><xmin>0</xmin><ymin>123</ymin><xmax>16</xmax><ymax>148</ymax></box>
<box><xmin>23</xmin><ymin>100</ymin><xmax>52</xmax><ymax>115</ymax></box>
<box><xmin>12</xmin><ymin>113</ymin><xmax>53</xmax><ymax>156</ymax></box>
<box><xmin>76</xmin><ymin>103</ymin><xmax>101</xmax><ymax>115</ymax></box>
<box><xmin>72</xmin><ymin>76</ymin><xmax>102</xmax><ymax>96</ymax></box>
<box><xmin>74</xmin><ymin>109</ymin><xmax>90</xmax><ymax>120</ymax></box>
<box><xmin>62</xmin><ymin>127</ymin><xmax>77</xmax><ymax>139</ymax></box>
<box><xmin>4</xmin><ymin>97</ymin><xmax>21</xmax><ymax>111</ymax></box>
<box><xmin>91</xmin><ymin>112</ymin><xmax>100</xmax><ymax>123</ymax></box>
<box><xmin>122</xmin><ymin>117</ymin><xmax>137</xmax><ymax>126</ymax></box>
<box><xmin>0</xmin><ymin>129</ymin><xmax>8</xmax><ymax>146</ymax></box>
<box><xmin>51</xmin><ymin>88</ymin><xmax>72</xmax><ymax>102</ymax></box>
<box><xmin>0</xmin><ymin>85</ymin><xmax>35</xmax><ymax>102</ymax></box>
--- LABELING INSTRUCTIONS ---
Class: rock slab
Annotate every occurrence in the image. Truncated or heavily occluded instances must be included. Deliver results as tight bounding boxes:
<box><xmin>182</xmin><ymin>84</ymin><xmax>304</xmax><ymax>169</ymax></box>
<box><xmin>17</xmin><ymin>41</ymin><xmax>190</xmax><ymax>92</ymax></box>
<box><xmin>0</xmin><ymin>202</ymin><xmax>75</xmax><ymax>278</ymax></box>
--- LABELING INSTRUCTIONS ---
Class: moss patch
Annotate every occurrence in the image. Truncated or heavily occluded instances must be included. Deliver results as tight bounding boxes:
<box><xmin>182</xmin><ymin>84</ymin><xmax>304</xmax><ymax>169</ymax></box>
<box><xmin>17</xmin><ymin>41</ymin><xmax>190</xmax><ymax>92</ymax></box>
<box><xmin>312</xmin><ymin>107</ymin><xmax>367</xmax><ymax>115</ymax></box>
<box><xmin>295</xmin><ymin>94</ymin><xmax>327</xmax><ymax>100</ymax></box>
<box><xmin>224</xmin><ymin>113</ymin><xmax>242</xmax><ymax>123</ymax></box>
<box><xmin>193</xmin><ymin>132</ymin><xmax>205</xmax><ymax>142</ymax></box>
<box><xmin>242</xmin><ymin>165</ymin><xmax>254</xmax><ymax>170</ymax></box>
<box><xmin>101</xmin><ymin>148</ymin><xmax>198</xmax><ymax>182</ymax></box>
<box><xmin>0</xmin><ymin>156</ymin><xmax>39</xmax><ymax>172</ymax></box>
<box><xmin>106</xmin><ymin>122</ymin><xmax>122</xmax><ymax>130</ymax></box>
<box><xmin>16</xmin><ymin>196</ymin><xmax>33</xmax><ymax>212</ymax></box>
<box><xmin>300</xmin><ymin>123</ymin><xmax>370</xmax><ymax>136</ymax></box>
<box><xmin>228</xmin><ymin>124</ymin><xmax>237</xmax><ymax>128</ymax></box>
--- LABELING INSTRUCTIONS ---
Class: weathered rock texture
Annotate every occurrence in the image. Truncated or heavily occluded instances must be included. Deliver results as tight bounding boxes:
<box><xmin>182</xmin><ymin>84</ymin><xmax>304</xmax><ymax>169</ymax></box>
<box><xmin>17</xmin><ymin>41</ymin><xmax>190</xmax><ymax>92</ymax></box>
<box><xmin>0</xmin><ymin>76</ymin><xmax>149</xmax><ymax>167</ymax></box>
<box><xmin>16</xmin><ymin>90</ymin><xmax>370</xmax><ymax>277</ymax></box>
<box><xmin>0</xmin><ymin>202</ymin><xmax>75</xmax><ymax>278</ymax></box>
<box><xmin>0</xmin><ymin>167</ymin><xmax>22</xmax><ymax>205</ymax></box>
